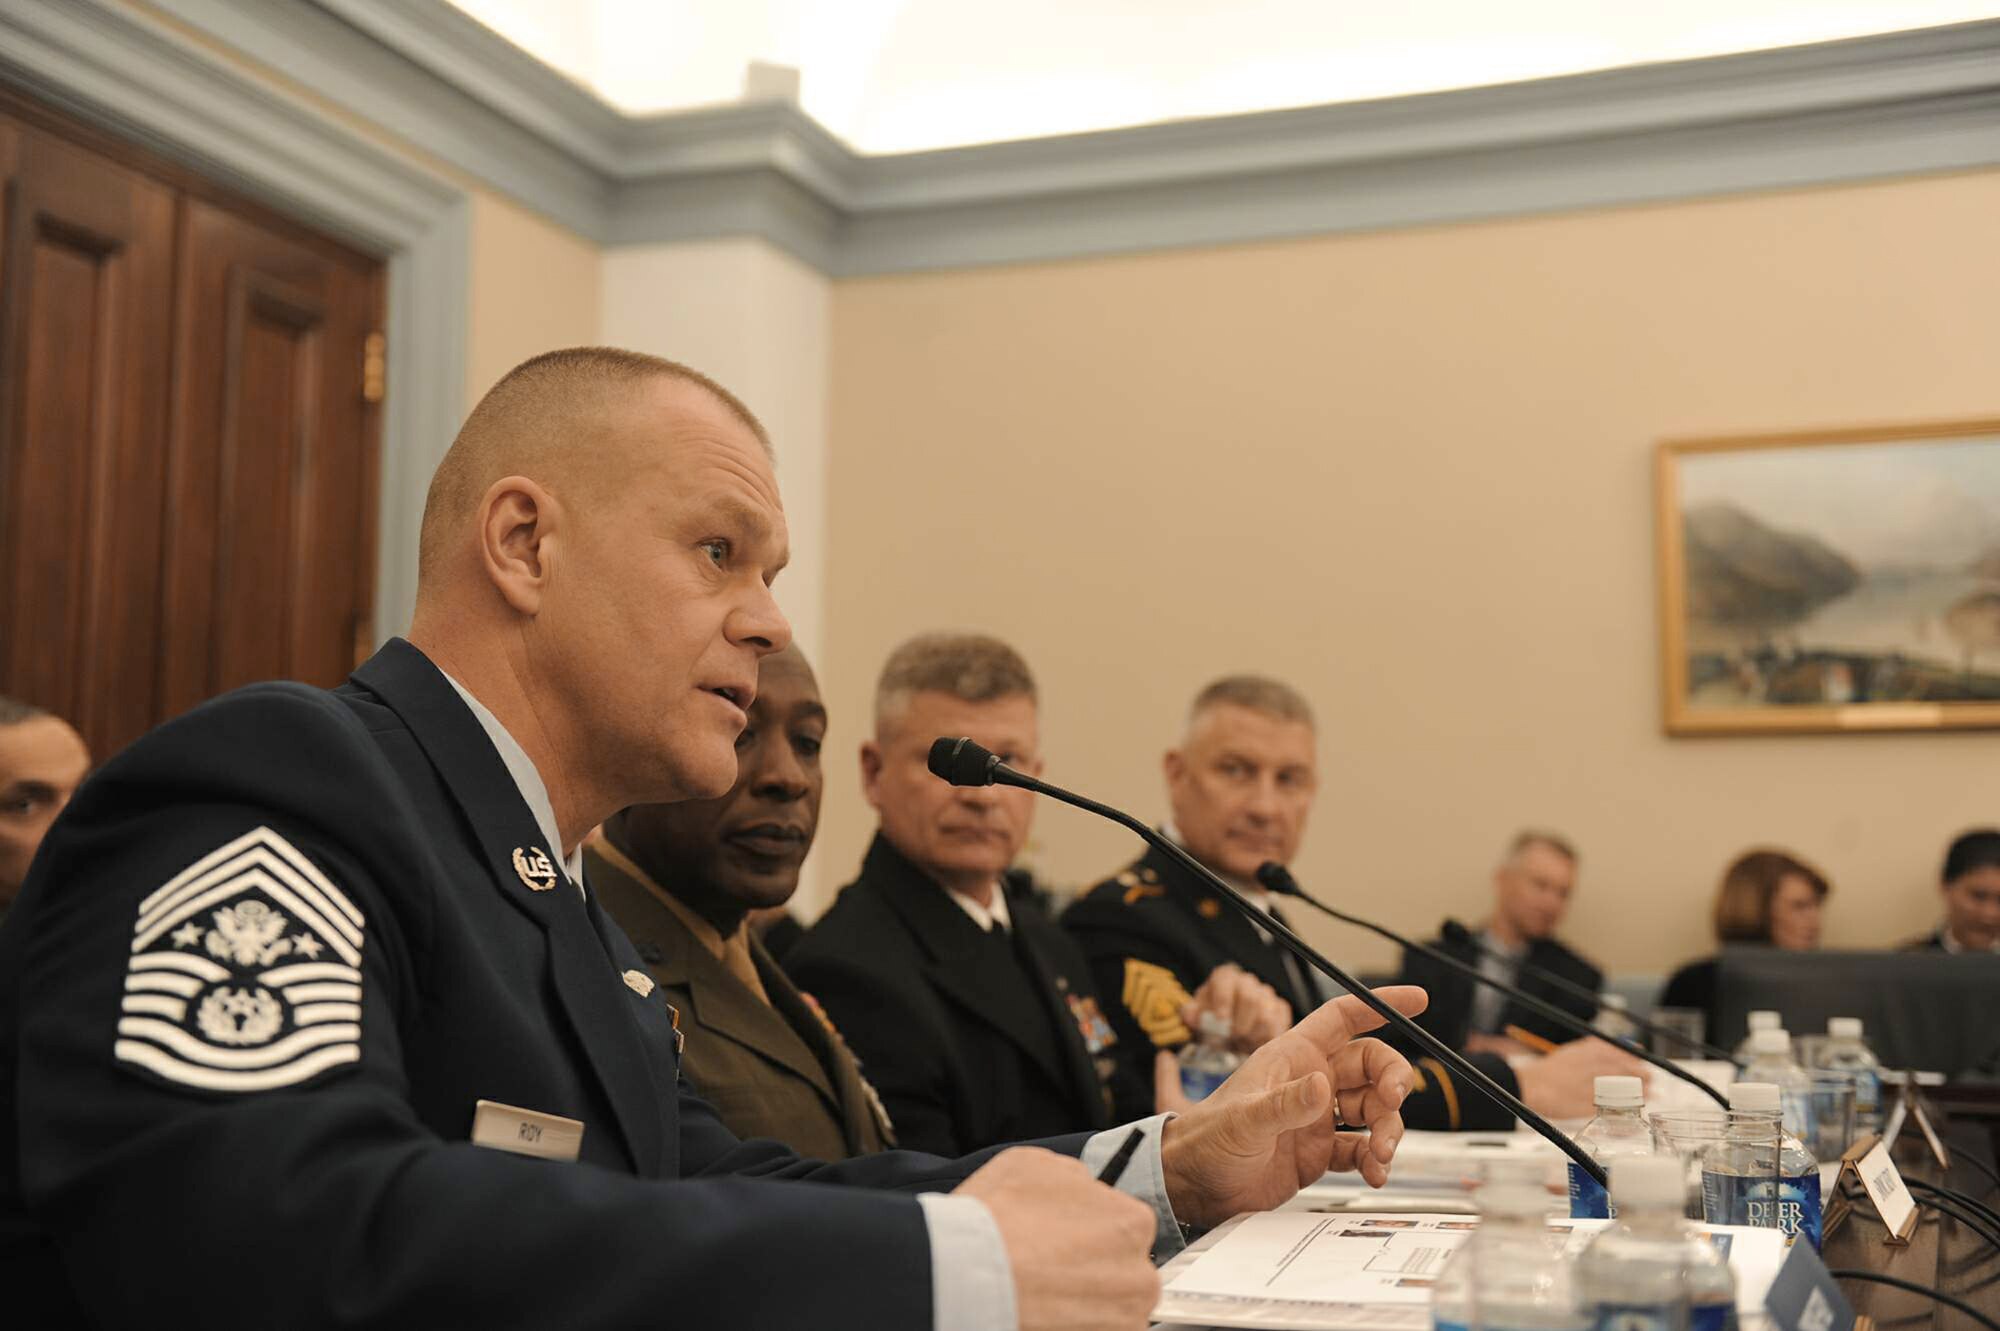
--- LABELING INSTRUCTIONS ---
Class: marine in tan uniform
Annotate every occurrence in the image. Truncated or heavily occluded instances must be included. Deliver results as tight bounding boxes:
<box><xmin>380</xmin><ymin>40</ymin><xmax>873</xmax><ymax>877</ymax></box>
<box><xmin>585</xmin><ymin>646</ymin><xmax>892</xmax><ymax>1159</ymax></box>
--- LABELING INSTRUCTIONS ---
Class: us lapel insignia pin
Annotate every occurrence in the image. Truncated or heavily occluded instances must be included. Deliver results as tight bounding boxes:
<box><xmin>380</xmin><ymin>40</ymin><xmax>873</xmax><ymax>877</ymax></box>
<box><xmin>512</xmin><ymin>846</ymin><xmax>559</xmax><ymax>892</ymax></box>
<box><xmin>622</xmin><ymin>969</ymin><xmax>655</xmax><ymax>998</ymax></box>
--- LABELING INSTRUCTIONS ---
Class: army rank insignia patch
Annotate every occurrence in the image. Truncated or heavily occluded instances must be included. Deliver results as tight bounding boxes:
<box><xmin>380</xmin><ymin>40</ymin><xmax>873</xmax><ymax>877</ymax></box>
<box><xmin>114</xmin><ymin>826</ymin><xmax>365</xmax><ymax>1094</ymax></box>
<box><xmin>1122</xmin><ymin>958</ymin><xmax>1194</xmax><ymax>1048</ymax></box>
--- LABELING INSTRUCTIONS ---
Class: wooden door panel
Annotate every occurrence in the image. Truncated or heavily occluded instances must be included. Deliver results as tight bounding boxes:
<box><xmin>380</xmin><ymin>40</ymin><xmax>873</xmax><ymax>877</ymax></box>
<box><xmin>0</xmin><ymin>98</ymin><xmax>382</xmax><ymax>757</ymax></box>
<box><xmin>161</xmin><ymin>199</ymin><xmax>379</xmax><ymax>714</ymax></box>
<box><xmin>0</xmin><ymin>123</ymin><xmax>175</xmax><ymax>760</ymax></box>
<box><xmin>213</xmin><ymin>271</ymin><xmax>322</xmax><ymax>692</ymax></box>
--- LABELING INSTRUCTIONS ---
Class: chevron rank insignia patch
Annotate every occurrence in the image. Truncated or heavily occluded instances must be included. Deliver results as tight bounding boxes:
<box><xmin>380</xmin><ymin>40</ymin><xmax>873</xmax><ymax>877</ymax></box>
<box><xmin>1122</xmin><ymin>958</ymin><xmax>1194</xmax><ymax>1048</ymax></box>
<box><xmin>114</xmin><ymin>826</ymin><xmax>365</xmax><ymax>1094</ymax></box>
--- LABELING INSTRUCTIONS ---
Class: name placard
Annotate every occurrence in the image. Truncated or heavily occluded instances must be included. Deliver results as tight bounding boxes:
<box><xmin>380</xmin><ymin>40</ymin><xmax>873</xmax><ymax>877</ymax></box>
<box><xmin>1853</xmin><ymin>1139</ymin><xmax>1918</xmax><ymax>1243</ymax></box>
<box><xmin>472</xmin><ymin>1099</ymin><xmax>585</xmax><ymax>1162</ymax></box>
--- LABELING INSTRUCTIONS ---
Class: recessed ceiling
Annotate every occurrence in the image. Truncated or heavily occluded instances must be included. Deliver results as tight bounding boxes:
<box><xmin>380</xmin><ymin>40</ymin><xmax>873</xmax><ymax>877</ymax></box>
<box><xmin>450</xmin><ymin>0</ymin><xmax>2000</xmax><ymax>154</ymax></box>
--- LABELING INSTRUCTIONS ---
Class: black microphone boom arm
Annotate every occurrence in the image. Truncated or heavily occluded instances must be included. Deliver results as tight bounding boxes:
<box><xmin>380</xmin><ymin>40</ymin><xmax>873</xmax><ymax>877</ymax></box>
<box><xmin>924</xmin><ymin>736</ymin><xmax>1611</xmax><ymax>1187</ymax></box>
<box><xmin>1259</xmin><ymin>865</ymin><xmax>1727</xmax><ymax>1109</ymax></box>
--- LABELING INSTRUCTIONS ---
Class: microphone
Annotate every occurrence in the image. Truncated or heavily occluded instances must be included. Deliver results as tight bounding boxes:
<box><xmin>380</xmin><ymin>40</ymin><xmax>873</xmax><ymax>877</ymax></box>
<box><xmin>1258</xmin><ymin>865</ymin><xmax>1727</xmax><ymax>1108</ymax></box>
<box><xmin>1441</xmin><ymin>919</ymin><xmax>1735</xmax><ymax>1064</ymax></box>
<box><xmin>926</xmin><ymin>736</ymin><xmax>1611</xmax><ymax>1186</ymax></box>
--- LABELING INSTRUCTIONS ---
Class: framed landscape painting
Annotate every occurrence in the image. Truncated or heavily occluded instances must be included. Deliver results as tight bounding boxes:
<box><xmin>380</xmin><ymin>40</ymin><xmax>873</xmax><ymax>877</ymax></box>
<box><xmin>1656</xmin><ymin>419</ymin><xmax>2000</xmax><ymax>735</ymax></box>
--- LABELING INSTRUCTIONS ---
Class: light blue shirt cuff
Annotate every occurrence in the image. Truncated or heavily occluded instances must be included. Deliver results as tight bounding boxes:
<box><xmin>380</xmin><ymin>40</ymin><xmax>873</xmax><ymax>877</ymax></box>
<box><xmin>1081</xmin><ymin>1113</ymin><xmax>1186</xmax><ymax>1259</ymax></box>
<box><xmin>922</xmin><ymin>1117</ymin><xmax>1186</xmax><ymax>1331</ymax></box>
<box><xmin>919</xmin><ymin>1192</ymin><xmax>1017</xmax><ymax>1331</ymax></box>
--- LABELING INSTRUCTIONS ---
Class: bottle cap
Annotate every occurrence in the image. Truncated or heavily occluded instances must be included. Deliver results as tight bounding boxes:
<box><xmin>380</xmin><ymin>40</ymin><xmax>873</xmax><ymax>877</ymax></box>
<box><xmin>1730</xmin><ymin>1081</ymin><xmax>1781</xmax><ymax>1112</ymax></box>
<box><xmin>1747</xmin><ymin>1011</ymin><xmax>1781</xmax><ymax>1031</ymax></box>
<box><xmin>1610</xmin><ymin>1155</ymin><xmax>1685</xmax><ymax>1209</ymax></box>
<box><xmin>1475</xmin><ymin>1158</ymin><xmax>1551</xmax><ymax>1215</ymax></box>
<box><xmin>1749</xmin><ymin>1028</ymin><xmax>1791</xmax><ymax>1055</ymax></box>
<box><xmin>1196</xmin><ymin>1011</ymin><xmax>1233</xmax><ymax>1041</ymax></box>
<box><xmin>1594</xmin><ymin>1074</ymin><xmax>1645</xmax><ymax>1108</ymax></box>
<box><xmin>1828</xmin><ymin>1017</ymin><xmax>1863</xmax><ymax>1040</ymax></box>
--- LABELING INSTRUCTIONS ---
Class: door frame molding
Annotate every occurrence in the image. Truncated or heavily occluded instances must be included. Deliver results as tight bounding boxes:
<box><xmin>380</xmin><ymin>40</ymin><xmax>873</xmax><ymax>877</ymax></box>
<box><xmin>0</xmin><ymin>0</ymin><xmax>470</xmax><ymax>642</ymax></box>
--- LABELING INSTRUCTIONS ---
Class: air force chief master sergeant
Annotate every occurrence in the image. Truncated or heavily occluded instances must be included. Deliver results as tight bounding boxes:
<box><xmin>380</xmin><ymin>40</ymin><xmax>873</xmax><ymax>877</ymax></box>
<box><xmin>0</xmin><ymin>348</ymin><xmax>1424</xmax><ymax>1330</ymax></box>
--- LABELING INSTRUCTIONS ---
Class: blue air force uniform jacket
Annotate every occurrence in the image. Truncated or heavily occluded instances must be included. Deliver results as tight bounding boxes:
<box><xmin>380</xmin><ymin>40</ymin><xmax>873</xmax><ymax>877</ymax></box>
<box><xmin>0</xmin><ymin>639</ymin><xmax>1080</xmax><ymax>1327</ymax></box>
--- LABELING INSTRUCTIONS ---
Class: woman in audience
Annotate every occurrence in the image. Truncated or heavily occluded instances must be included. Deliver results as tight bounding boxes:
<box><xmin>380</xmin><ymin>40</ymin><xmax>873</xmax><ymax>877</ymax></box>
<box><xmin>1658</xmin><ymin>849</ymin><xmax>1830</xmax><ymax>1044</ymax></box>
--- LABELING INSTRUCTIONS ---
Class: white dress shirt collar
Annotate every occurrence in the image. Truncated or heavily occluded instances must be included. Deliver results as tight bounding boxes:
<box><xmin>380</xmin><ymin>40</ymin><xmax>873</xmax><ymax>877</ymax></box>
<box><xmin>440</xmin><ymin>671</ymin><xmax>585</xmax><ymax>894</ymax></box>
<box><xmin>949</xmin><ymin>882</ymin><xmax>1014</xmax><ymax>934</ymax></box>
<box><xmin>1938</xmin><ymin>924</ymin><xmax>1998</xmax><ymax>954</ymax></box>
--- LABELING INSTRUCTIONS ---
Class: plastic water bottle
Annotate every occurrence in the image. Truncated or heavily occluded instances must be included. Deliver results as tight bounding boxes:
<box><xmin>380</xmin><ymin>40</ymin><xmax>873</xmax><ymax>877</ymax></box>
<box><xmin>1731</xmin><ymin>1011</ymin><xmax>1782</xmax><ymax>1067</ymax></box>
<box><xmin>1575</xmin><ymin>1156</ymin><xmax>1738</xmax><ymax>1331</ymax></box>
<box><xmin>1569</xmin><ymin>1075</ymin><xmax>1655</xmax><ymax>1219</ymax></box>
<box><xmin>1434</xmin><ymin>1160</ymin><xmax>1585</xmax><ymax>1331</ymax></box>
<box><xmin>1700</xmin><ymin>1083</ymin><xmax>1823</xmax><ymax>1249</ymax></box>
<box><xmin>1815</xmin><ymin>1017</ymin><xmax>1883</xmax><ymax>1138</ymax></box>
<box><xmin>1177</xmin><ymin>1012</ymin><xmax>1241</xmax><ymax>1102</ymax></box>
<box><xmin>1739</xmin><ymin>1028</ymin><xmax>1813</xmax><ymax>1141</ymax></box>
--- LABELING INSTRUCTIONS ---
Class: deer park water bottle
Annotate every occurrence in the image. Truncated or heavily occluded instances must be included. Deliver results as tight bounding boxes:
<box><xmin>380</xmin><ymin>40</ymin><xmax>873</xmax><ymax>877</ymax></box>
<box><xmin>1569</xmin><ymin>1075</ymin><xmax>1655</xmax><ymax>1220</ymax></box>
<box><xmin>1433</xmin><ymin>1159</ymin><xmax>1584</xmax><ymax>1331</ymax></box>
<box><xmin>1177</xmin><ymin>1011</ymin><xmax>1240</xmax><ymax>1102</ymax></box>
<box><xmin>1700</xmin><ymin>1083</ymin><xmax>1821</xmax><ymax>1250</ymax></box>
<box><xmin>1730</xmin><ymin>1012</ymin><xmax>1781</xmax><ymax>1068</ymax></box>
<box><xmin>1575</xmin><ymin>1156</ymin><xmax>1737</xmax><ymax>1331</ymax></box>
<box><xmin>1815</xmin><ymin>1017</ymin><xmax>1883</xmax><ymax>1138</ymax></box>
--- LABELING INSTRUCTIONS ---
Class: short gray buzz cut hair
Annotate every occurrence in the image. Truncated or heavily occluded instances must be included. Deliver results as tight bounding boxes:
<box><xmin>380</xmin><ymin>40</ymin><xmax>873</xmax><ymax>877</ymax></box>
<box><xmin>0</xmin><ymin>695</ymin><xmax>50</xmax><ymax>727</ymax></box>
<box><xmin>875</xmin><ymin>632</ymin><xmax>1037</xmax><ymax>732</ymax></box>
<box><xmin>1505</xmin><ymin>829</ymin><xmax>1578</xmax><ymax>866</ymax></box>
<box><xmin>1187</xmin><ymin>674</ymin><xmax>1315</xmax><ymax>730</ymax></box>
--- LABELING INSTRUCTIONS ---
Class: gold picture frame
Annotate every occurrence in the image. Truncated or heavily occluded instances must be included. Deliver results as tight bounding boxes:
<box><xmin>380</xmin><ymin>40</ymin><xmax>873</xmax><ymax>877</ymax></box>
<box><xmin>1656</xmin><ymin>418</ymin><xmax>2000</xmax><ymax>736</ymax></box>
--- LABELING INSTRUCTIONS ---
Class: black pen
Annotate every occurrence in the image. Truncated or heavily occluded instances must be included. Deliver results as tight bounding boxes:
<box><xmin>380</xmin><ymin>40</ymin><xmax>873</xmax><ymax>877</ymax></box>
<box><xmin>1095</xmin><ymin>1126</ymin><xmax>1147</xmax><ymax>1187</ymax></box>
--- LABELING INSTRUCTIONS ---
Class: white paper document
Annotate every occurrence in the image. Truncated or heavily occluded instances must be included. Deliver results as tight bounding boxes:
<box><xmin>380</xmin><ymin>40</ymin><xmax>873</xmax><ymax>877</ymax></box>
<box><xmin>1169</xmin><ymin>1213</ymin><xmax>1477</xmax><ymax>1305</ymax></box>
<box><xmin>1153</xmin><ymin>1211</ymin><xmax>1788</xmax><ymax>1331</ymax></box>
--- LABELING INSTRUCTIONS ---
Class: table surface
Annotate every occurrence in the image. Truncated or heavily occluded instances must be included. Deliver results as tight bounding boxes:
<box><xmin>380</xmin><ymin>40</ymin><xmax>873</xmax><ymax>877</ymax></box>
<box><xmin>1156</xmin><ymin>1108</ymin><xmax>2000</xmax><ymax>1331</ymax></box>
<box><xmin>1822</xmin><ymin>1115</ymin><xmax>1999</xmax><ymax>1331</ymax></box>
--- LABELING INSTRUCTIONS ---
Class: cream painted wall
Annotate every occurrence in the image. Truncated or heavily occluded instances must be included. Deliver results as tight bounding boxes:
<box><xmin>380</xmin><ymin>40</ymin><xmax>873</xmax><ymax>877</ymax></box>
<box><xmin>463</xmin><ymin>191</ymin><xmax>604</xmax><ymax>410</ymax></box>
<box><xmin>599</xmin><ymin>237</ymin><xmax>835</xmax><ymax>908</ymax></box>
<box><xmin>820</xmin><ymin>169</ymin><xmax>2000</xmax><ymax>980</ymax></box>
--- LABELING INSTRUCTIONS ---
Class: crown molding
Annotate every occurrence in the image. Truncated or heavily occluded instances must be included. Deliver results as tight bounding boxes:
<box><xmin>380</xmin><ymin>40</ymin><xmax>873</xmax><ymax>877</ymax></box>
<box><xmin>34</xmin><ymin>3</ymin><xmax>2000</xmax><ymax>276</ymax></box>
<box><xmin>145</xmin><ymin>0</ymin><xmax>615</xmax><ymax>236</ymax></box>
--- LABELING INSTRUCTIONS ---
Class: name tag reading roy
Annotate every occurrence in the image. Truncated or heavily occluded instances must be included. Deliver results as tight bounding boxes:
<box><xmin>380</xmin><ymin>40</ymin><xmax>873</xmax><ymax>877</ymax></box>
<box><xmin>472</xmin><ymin>1099</ymin><xmax>585</xmax><ymax>1162</ymax></box>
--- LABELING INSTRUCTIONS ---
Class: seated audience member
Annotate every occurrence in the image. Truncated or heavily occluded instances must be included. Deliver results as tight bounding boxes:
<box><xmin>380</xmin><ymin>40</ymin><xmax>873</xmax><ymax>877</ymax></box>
<box><xmin>585</xmin><ymin>646</ymin><xmax>893</xmax><ymax>1160</ymax></box>
<box><xmin>0</xmin><ymin>697</ymin><xmax>90</xmax><ymax>925</ymax></box>
<box><xmin>1902</xmin><ymin>829</ymin><xmax>2000</xmax><ymax>954</ymax></box>
<box><xmin>1398</xmin><ymin>831</ymin><xmax>1601</xmax><ymax>1056</ymax></box>
<box><xmin>789</xmin><ymin>634</ymin><xmax>1285</xmax><ymax>1155</ymax></box>
<box><xmin>1064</xmin><ymin>675</ymin><xmax>1643</xmax><ymax>1131</ymax></box>
<box><xmin>1659</xmin><ymin>848</ymin><xmax>1829</xmax><ymax>1042</ymax></box>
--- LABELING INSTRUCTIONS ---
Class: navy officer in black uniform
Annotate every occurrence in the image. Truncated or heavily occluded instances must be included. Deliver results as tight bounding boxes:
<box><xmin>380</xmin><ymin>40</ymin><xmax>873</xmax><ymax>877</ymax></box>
<box><xmin>0</xmin><ymin>348</ymin><xmax>1423</xmax><ymax>1330</ymax></box>
<box><xmin>789</xmin><ymin>635</ymin><xmax>1293</xmax><ymax>1157</ymax></box>
<box><xmin>1065</xmin><ymin>675</ymin><xmax>1640</xmax><ymax>1131</ymax></box>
